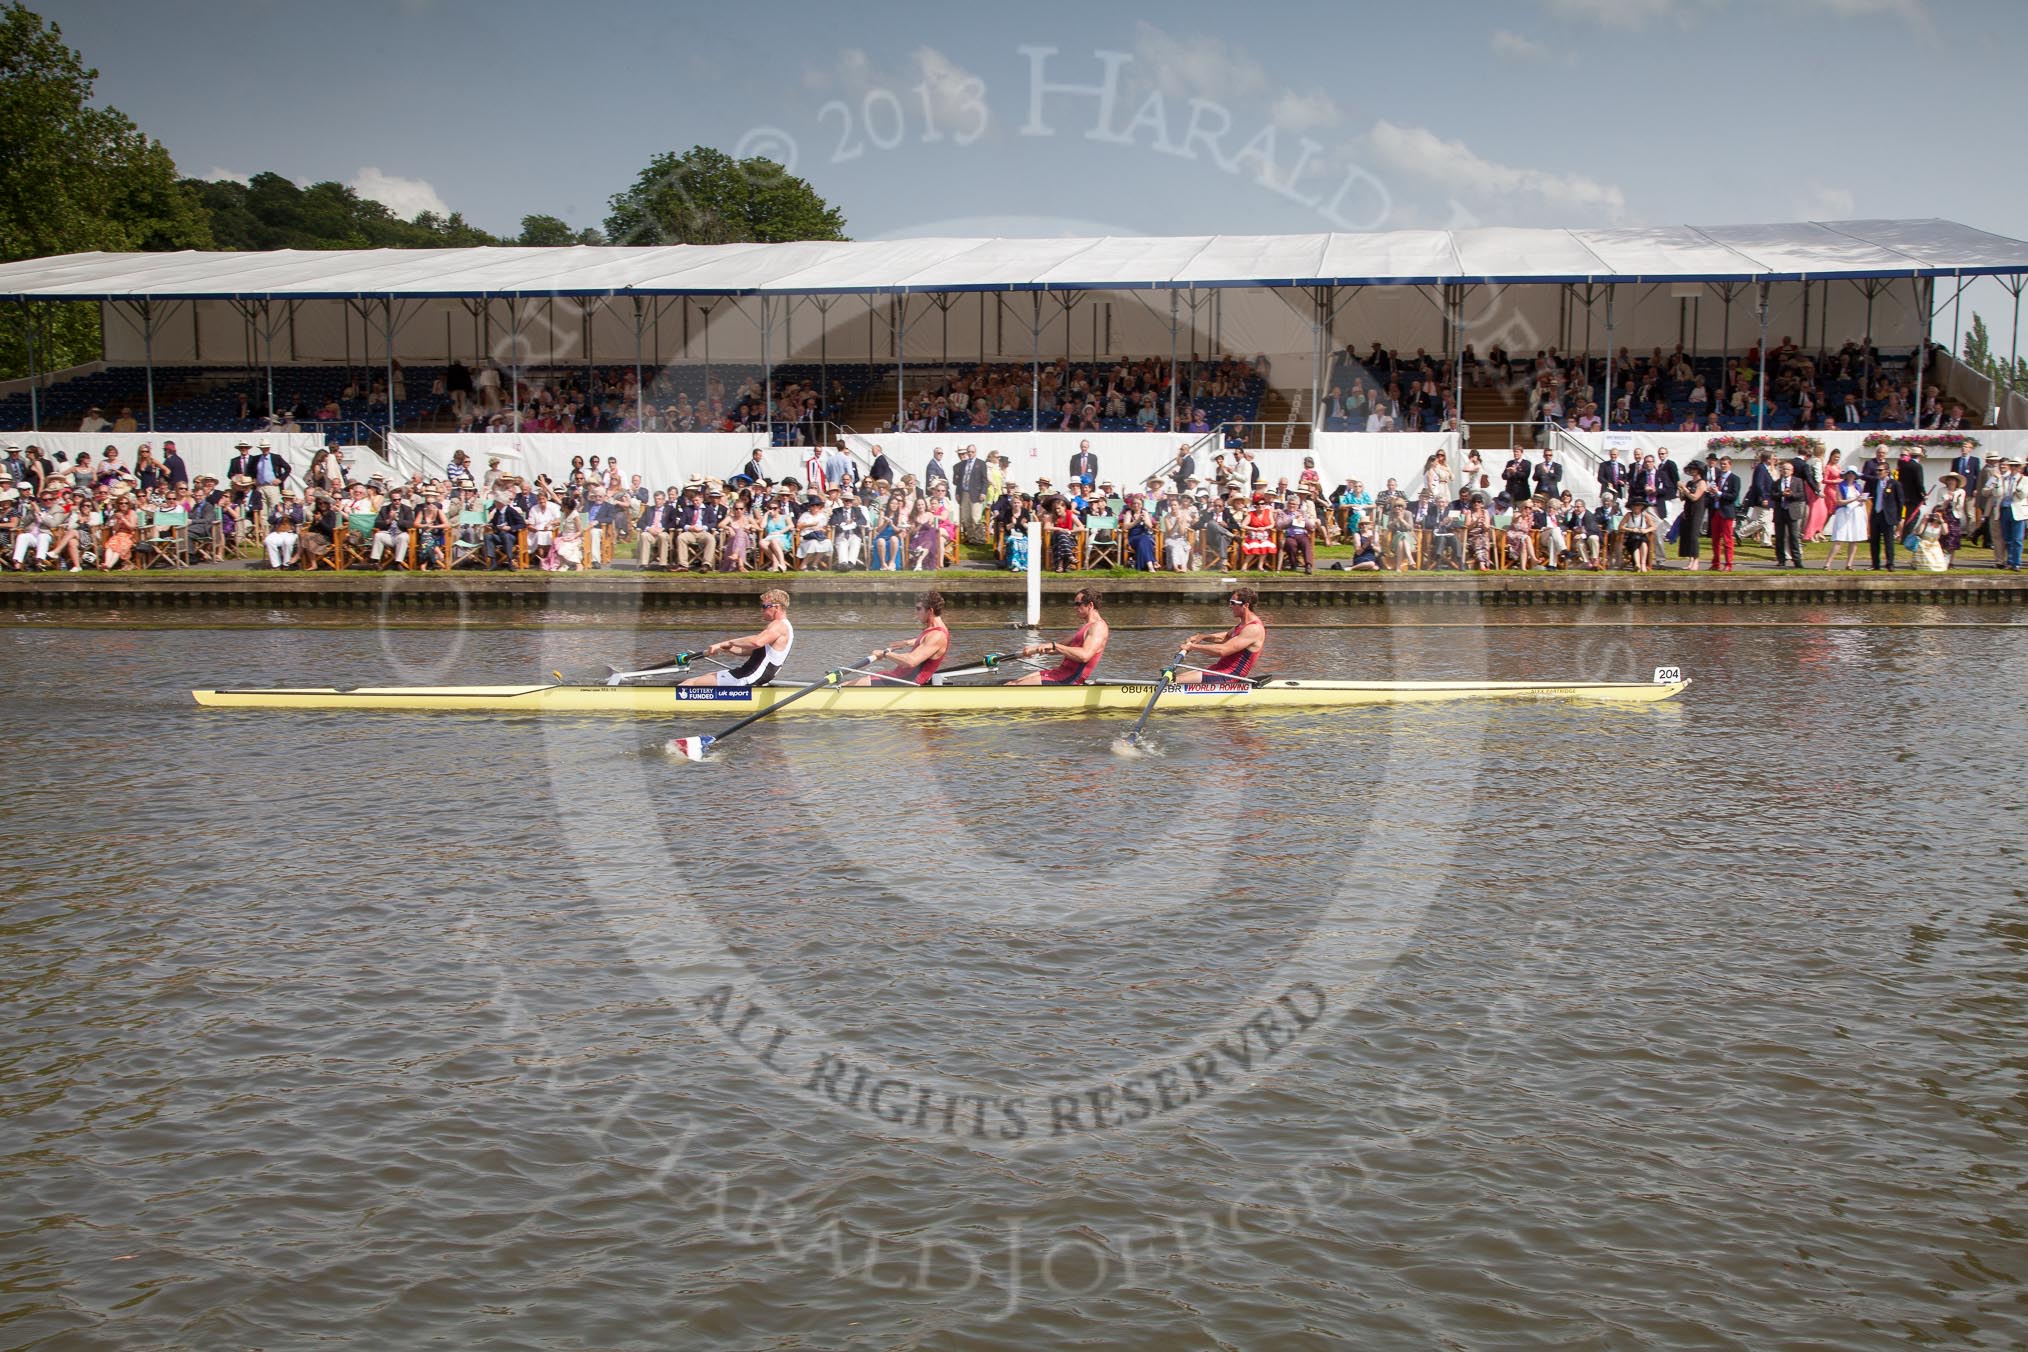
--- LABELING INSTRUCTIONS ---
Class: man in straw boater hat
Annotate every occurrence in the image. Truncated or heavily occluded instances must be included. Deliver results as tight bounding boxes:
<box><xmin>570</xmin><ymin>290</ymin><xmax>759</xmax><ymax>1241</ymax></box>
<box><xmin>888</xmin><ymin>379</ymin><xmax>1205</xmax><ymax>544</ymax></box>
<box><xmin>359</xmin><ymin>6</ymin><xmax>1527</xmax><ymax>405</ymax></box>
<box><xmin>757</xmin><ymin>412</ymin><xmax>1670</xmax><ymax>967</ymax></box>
<box><xmin>674</xmin><ymin>477</ymin><xmax>722</xmax><ymax>571</ymax></box>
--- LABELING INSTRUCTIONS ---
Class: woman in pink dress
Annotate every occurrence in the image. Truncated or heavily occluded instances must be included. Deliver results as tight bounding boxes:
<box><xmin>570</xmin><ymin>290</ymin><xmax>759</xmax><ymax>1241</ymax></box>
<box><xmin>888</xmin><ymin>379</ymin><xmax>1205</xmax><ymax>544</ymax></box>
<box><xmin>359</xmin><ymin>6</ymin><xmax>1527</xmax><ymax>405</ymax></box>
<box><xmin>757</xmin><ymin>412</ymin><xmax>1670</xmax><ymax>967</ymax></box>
<box><xmin>1805</xmin><ymin>450</ymin><xmax>1840</xmax><ymax>541</ymax></box>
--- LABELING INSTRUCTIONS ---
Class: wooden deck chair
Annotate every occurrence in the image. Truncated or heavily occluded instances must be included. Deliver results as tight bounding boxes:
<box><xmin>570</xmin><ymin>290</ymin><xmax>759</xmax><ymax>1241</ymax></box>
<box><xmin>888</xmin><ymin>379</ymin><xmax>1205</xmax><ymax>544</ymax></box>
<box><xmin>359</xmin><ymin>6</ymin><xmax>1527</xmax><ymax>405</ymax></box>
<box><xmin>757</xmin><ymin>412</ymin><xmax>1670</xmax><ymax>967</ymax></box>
<box><xmin>450</xmin><ymin>509</ymin><xmax>489</xmax><ymax>569</ymax></box>
<box><xmin>335</xmin><ymin>512</ymin><xmax>379</xmax><ymax>569</ymax></box>
<box><xmin>1082</xmin><ymin>514</ymin><xmax>1121</xmax><ymax>568</ymax></box>
<box><xmin>186</xmin><ymin>507</ymin><xmax>229</xmax><ymax>563</ymax></box>
<box><xmin>136</xmin><ymin>509</ymin><xmax>189</xmax><ymax>568</ymax></box>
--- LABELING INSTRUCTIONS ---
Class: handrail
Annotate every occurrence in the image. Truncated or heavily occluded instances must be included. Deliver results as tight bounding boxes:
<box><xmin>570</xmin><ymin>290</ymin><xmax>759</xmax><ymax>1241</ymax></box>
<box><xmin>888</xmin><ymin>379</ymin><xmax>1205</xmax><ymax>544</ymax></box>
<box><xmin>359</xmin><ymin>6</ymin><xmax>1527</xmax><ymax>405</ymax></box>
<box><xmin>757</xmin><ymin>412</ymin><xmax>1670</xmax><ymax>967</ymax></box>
<box><xmin>1140</xmin><ymin>425</ymin><xmax>1232</xmax><ymax>485</ymax></box>
<box><xmin>1543</xmin><ymin>420</ymin><xmax>1603</xmax><ymax>471</ymax></box>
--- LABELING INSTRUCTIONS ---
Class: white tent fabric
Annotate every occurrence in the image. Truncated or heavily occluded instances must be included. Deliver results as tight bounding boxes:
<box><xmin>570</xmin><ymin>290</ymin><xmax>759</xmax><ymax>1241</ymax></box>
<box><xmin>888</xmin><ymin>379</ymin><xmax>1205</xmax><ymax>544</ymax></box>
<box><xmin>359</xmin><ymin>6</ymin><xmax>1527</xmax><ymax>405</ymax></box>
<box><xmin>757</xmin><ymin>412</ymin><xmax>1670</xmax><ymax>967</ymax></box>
<box><xmin>3</xmin><ymin>220</ymin><xmax>2026</xmax><ymax>300</ymax></box>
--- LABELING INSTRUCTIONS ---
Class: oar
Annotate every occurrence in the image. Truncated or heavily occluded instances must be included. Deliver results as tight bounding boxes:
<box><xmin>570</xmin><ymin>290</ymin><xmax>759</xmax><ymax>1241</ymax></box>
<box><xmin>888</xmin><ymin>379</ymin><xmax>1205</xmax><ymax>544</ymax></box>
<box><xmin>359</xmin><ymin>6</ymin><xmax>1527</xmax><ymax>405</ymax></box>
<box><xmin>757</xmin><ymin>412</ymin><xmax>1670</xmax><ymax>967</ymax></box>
<box><xmin>1117</xmin><ymin>645</ymin><xmax>1190</xmax><ymax>751</ymax></box>
<box><xmin>552</xmin><ymin>650</ymin><xmax>708</xmax><ymax>685</ymax></box>
<box><xmin>926</xmin><ymin>652</ymin><xmax>1007</xmax><ymax>681</ymax></box>
<box><xmin>667</xmin><ymin>667</ymin><xmax>848</xmax><ymax>761</ymax></box>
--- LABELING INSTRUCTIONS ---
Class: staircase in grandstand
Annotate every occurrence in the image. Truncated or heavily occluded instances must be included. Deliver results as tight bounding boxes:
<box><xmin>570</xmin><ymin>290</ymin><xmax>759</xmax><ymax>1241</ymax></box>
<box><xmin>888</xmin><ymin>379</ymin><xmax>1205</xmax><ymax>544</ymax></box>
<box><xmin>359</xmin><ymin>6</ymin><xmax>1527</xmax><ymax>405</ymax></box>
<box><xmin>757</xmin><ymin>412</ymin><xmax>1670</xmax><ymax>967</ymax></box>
<box><xmin>1460</xmin><ymin>383</ymin><xmax>1533</xmax><ymax>450</ymax></box>
<box><xmin>1259</xmin><ymin>387</ymin><xmax>1310</xmax><ymax>449</ymax></box>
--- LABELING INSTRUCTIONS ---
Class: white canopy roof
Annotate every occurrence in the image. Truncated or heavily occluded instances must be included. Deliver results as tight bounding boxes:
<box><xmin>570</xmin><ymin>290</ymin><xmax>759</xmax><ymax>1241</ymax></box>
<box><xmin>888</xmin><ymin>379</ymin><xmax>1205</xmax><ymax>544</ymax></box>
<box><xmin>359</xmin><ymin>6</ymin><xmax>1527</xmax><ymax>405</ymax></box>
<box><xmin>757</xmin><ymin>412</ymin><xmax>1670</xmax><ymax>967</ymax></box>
<box><xmin>2</xmin><ymin>219</ymin><xmax>2023</xmax><ymax>300</ymax></box>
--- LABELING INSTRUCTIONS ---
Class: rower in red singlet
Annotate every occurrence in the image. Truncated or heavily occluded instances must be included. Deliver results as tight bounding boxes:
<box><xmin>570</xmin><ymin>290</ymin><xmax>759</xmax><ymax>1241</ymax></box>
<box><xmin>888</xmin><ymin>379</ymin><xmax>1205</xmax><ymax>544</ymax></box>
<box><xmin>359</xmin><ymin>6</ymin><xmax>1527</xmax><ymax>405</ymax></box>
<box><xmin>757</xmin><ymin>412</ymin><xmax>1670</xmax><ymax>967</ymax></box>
<box><xmin>850</xmin><ymin>589</ymin><xmax>950</xmax><ymax>685</ymax></box>
<box><xmin>1006</xmin><ymin>587</ymin><xmax>1109</xmax><ymax>685</ymax></box>
<box><xmin>1176</xmin><ymin>585</ymin><xmax>1264</xmax><ymax>685</ymax></box>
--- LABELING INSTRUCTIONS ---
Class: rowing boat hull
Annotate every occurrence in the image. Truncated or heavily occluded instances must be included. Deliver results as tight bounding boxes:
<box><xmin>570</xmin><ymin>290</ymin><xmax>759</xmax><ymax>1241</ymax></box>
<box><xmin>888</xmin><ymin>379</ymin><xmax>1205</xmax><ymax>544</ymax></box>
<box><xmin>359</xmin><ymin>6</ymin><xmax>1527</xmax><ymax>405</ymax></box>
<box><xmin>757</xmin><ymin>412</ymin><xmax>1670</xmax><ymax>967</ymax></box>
<box><xmin>192</xmin><ymin>677</ymin><xmax>1690</xmax><ymax>713</ymax></box>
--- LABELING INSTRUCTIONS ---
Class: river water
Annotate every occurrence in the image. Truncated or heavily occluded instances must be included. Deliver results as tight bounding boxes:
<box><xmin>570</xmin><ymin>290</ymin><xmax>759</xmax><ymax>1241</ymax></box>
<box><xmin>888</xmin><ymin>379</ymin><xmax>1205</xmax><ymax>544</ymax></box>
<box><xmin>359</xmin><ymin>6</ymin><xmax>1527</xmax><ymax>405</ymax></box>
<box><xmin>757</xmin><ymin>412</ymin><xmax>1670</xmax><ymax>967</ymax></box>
<box><xmin>2</xmin><ymin>601</ymin><xmax>2024</xmax><ymax>1348</ymax></box>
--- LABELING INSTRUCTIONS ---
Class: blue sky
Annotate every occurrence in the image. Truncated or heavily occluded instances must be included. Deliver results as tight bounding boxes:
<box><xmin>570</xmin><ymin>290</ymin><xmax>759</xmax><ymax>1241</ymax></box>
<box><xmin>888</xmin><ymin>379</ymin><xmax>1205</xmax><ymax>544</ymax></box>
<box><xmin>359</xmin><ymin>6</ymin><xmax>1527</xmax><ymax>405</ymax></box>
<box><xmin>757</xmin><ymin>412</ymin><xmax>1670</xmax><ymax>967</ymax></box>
<box><xmin>34</xmin><ymin>0</ymin><xmax>2028</xmax><ymax>333</ymax></box>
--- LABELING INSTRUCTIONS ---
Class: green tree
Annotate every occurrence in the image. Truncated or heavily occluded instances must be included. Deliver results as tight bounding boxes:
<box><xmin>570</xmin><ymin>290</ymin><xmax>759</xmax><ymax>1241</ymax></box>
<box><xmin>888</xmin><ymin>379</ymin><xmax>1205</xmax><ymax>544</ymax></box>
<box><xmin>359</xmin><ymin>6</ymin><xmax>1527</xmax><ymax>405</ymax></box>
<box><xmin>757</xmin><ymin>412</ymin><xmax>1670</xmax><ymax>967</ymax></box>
<box><xmin>517</xmin><ymin>213</ymin><xmax>604</xmax><ymax>247</ymax></box>
<box><xmin>1962</xmin><ymin>312</ymin><xmax>1993</xmax><ymax>372</ymax></box>
<box><xmin>187</xmin><ymin>173</ymin><xmax>503</xmax><ymax>250</ymax></box>
<box><xmin>0</xmin><ymin>2</ymin><xmax>212</xmax><ymax>377</ymax></box>
<box><xmin>603</xmin><ymin>145</ymin><xmax>846</xmax><ymax>246</ymax></box>
<box><xmin>1960</xmin><ymin>311</ymin><xmax>2028</xmax><ymax>399</ymax></box>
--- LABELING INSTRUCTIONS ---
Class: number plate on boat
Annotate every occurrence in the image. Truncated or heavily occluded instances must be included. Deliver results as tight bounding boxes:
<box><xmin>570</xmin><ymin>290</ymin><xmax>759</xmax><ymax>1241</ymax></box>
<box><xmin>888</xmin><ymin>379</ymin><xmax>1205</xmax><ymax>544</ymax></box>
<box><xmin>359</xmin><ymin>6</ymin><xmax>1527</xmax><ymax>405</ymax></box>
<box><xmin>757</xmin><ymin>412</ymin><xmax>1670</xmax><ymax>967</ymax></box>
<box><xmin>1652</xmin><ymin>666</ymin><xmax>1682</xmax><ymax>684</ymax></box>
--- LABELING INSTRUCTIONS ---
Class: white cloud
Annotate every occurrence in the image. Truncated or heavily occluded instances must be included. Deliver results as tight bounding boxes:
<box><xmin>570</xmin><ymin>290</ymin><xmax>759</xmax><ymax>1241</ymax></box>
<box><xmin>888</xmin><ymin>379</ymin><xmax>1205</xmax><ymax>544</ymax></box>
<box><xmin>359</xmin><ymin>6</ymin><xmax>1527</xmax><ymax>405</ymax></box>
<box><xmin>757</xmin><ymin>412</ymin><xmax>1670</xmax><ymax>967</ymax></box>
<box><xmin>912</xmin><ymin>46</ymin><xmax>988</xmax><ymax>131</ymax></box>
<box><xmin>808</xmin><ymin>46</ymin><xmax>989</xmax><ymax>137</ymax></box>
<box><xmin>1544</xmin><ymin>0</ymin><xmax>1926</xmax><ymax>28</ymax></box>
<box><xmin>1270</xmin><ymin>90</ymin><xmax>1341</xmax><ymax>131</ymax></box>
<box><xmin>1368</xmin><ymin>120</ymin><xmax>1627</xmax><ymax>218</ymax></box>
<box><xmin>1789</xmin><ymin>0</ymin><xmax>1931</xmax><ymax>32</ymax></box>
<box><xmin>1491</xmin><ymin>30</ymin><xmax>1552</xmax><ymax>60</ymax></box>
<box><xmin>204</xmin><ymin>167</ymin><xmax>250</xmax><ymax>185</ymax></box>
<box><xmin>1543</xmin><ymin>0</ymin><xmax>1677</xmax><ymax>27</ymax></box>
<box><xmin>348</xmin><ymin>167</ymin><xmax>450</xmax><ymax>220</ymax></box>
<box><xmin>1131</xmin><ymin>21</ymin><xmax>1268</xmax><ymax>99</ymax></box>
<box><xmin>1796</xmin><ymin>181</ymin><xmax>1857</xmax><ymax>219</ymax></box>
<box><xmin>1798</xmin><ymin>0</ymin><xmax>1925</xmax><ymax>18</ymax></box>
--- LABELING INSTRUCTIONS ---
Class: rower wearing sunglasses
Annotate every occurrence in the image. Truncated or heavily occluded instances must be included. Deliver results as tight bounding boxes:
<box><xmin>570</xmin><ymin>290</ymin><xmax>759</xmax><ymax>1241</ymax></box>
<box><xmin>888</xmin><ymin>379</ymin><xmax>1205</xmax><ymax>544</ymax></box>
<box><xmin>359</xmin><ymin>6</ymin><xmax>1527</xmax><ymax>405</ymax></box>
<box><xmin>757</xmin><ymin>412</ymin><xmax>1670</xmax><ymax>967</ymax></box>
<box><xmin>1005</xmin><ymin>588</ymin><xmax>1109</xmax><ymax>685</ymax></box>
<box><xmin>1175</xmin><ymin>586</ymin><xmax>1265</xmax><ymax>685</ymax></box>
<box><xmin>676</xmin><ymin>589</ymin><xmax>795</xmax><ymax>687</ymax></box>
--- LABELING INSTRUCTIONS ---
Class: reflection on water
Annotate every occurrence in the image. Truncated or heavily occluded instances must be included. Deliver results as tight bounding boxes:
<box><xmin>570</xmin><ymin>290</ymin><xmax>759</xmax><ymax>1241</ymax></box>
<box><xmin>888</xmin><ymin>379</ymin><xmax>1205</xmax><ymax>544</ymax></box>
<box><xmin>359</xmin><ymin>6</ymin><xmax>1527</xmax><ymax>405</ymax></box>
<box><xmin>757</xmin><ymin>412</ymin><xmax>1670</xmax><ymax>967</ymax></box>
<box><xmin>1</xmin><ymin>605</ymin><xmax>2025</xmax><ymax>1348</ymax></box>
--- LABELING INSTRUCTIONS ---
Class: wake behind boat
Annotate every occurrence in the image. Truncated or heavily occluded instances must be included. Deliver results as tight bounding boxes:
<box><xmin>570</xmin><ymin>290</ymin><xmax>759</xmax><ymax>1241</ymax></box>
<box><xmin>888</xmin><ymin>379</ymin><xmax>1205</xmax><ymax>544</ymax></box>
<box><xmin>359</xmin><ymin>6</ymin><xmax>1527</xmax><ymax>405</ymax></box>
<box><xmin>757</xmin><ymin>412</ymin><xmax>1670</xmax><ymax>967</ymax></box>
<box><xmin>192</xmin><ymin>670</ymin><xmax>1690</xmax><ymax>713</ymax></box>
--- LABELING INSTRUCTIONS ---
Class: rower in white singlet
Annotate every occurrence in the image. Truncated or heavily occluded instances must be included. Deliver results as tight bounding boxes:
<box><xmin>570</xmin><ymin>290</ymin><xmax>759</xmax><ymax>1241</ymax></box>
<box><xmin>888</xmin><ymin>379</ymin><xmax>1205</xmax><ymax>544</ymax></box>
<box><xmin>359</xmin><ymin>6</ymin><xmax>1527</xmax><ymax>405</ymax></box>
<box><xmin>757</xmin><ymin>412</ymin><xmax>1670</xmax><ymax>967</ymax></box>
<box><xmin>678</xmin><ymin>589</ymin><xmax>795</xmax><ymax>687</ymax></box>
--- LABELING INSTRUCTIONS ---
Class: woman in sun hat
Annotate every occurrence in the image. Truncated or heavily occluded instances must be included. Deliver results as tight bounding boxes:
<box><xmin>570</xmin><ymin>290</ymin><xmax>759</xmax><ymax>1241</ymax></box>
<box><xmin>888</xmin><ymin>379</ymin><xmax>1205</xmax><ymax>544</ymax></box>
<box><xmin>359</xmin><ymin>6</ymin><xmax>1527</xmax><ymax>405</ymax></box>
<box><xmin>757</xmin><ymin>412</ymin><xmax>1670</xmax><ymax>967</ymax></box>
<box><xmin>99</xmin><ymin>492</ymin><xmax>140</xmax><ymax>570</ymax></box>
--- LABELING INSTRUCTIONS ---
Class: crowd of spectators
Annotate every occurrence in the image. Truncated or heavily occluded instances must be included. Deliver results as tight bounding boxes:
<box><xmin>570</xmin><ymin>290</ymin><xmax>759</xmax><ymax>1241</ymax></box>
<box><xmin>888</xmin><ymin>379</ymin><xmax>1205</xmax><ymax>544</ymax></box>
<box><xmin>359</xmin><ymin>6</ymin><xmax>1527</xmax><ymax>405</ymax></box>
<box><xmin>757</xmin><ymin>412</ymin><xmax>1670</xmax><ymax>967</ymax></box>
<box><xmin>875</xmin><ymin>355</ymin><xmax>1270</xmax><ymax>436</ymax></box>
<box><xmin>1319</xmin><ymin>337</ymin><xmax>1962</xmax><ymax>438</ymax></box>
<box><xmin>3</xmin><ymin>427</ymin><xmax>2015</xmax><ymax>577</ymax></box>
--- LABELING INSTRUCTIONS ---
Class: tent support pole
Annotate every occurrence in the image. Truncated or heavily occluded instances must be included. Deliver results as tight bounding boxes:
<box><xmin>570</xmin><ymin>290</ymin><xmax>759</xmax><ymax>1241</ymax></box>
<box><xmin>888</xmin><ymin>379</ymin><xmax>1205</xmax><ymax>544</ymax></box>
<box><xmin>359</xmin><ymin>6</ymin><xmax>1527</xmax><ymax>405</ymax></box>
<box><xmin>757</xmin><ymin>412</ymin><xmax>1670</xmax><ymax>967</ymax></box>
<box><xmin>263</xmin><ymin>300</ymin><xmax>278</xmax><ymax>425</ymax></box>
<box><xmin>1862</xmin><ymin>283</ymin><xmax>1874</xmax><ymax>390</ymax></box>
<box><xmin>1912</xmin><ymin>277</ymin><xmax>1931</xmax><ymax>431</ymax></box>
<box><xmin>1799</xmin><ymin>282</ymin><xmax>1810</xmax><ymax>367</ymax></box>
<box><xmin>1452</xmin><ymin>285</ymin><xmax>1466</xmax><ymax>418</ymax></box>
<box><xmin>701</xmin><ymin>302</ymin><xmax>713</xmax><ymax>424</ymax></box>
<box><xmin>895</xmin><ymin>294</ymin><xmax>907</xmax><ymax>433</ymax></box>
<box><xmin>2010</xmin><ymin>277</ymin><xmax>2023</xmax><ymax>386</ymax></box>
<box><xmin>1573</xmin><ymin>285</ymin><xmax>1589</xmax><ymax>381</ymax></box>
<box><xmin>511</xmin><ymin>298</ymin><xmax>521</xmax><ymax>436</ymax></box>
<box><xmin>1601</xmin><ymin>285</ymin><xmax>1615</xmax><ymax>435</ymax></box>
<box><xmin>1755</xmin><ymin>282</ymin><xmax>1769</xmax><ymax>433</ymax></box>
<box><xmin>1952</xmin><ymin>269</ymin><xmax>1963</xmax><ymax>357</ymax></box>
<box><xmin>22</xmin><ymin>302</ymin><xmax>38</xmax><ymax>432</ymax></box>
<box><xmin>632</xmin><ymin>297</ymin><xmax>646</xmax><ymax>430</ymax></box>
<box><xmin>1031</xmin><ymin>292</ymin><xmax>1041</xmax><ymax>433</ymax></box>
<box><xmin>385</xmin><ymin>297</ymin><xmax>398</xmax><ymax>441</ymax></box>
<box><xmin>1310</xmin><ymin>287</ymin><xmax>1323</xmax><ymax>440</ymax></box>
<box><xmin>762</xmin><ymin>295</ymin><xmax>774</xmax><ymax>446</ymax></box>
<box><xmin>141</xmin><ymin>300</ymin><xmax>157</xmax><ymax>433</ymax></box>
<box><xmin>817</xmin><ymin>295</ymin><xmax>830</xmax><ymax>417</ymax></box>
<box><xmin>1720</xmin><ymin>285</ymin><xmax>1731</xmax><ymax>383</ymax></box>
<box><xmin>1168</xmin><ymin>289</ymin><xmax>1180</xmax><ymax>431</ymax></box>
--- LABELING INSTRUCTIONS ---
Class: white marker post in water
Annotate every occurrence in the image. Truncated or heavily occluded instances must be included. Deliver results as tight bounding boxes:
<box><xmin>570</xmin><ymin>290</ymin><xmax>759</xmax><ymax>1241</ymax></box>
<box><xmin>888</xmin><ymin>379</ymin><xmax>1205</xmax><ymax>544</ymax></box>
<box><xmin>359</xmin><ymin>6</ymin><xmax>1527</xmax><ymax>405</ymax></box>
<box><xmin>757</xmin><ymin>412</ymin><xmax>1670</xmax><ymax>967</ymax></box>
<box><xmin>1026</xmin><ymin>519</ymin><xmax>1042</xmax><ymax>627</ymax></box>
